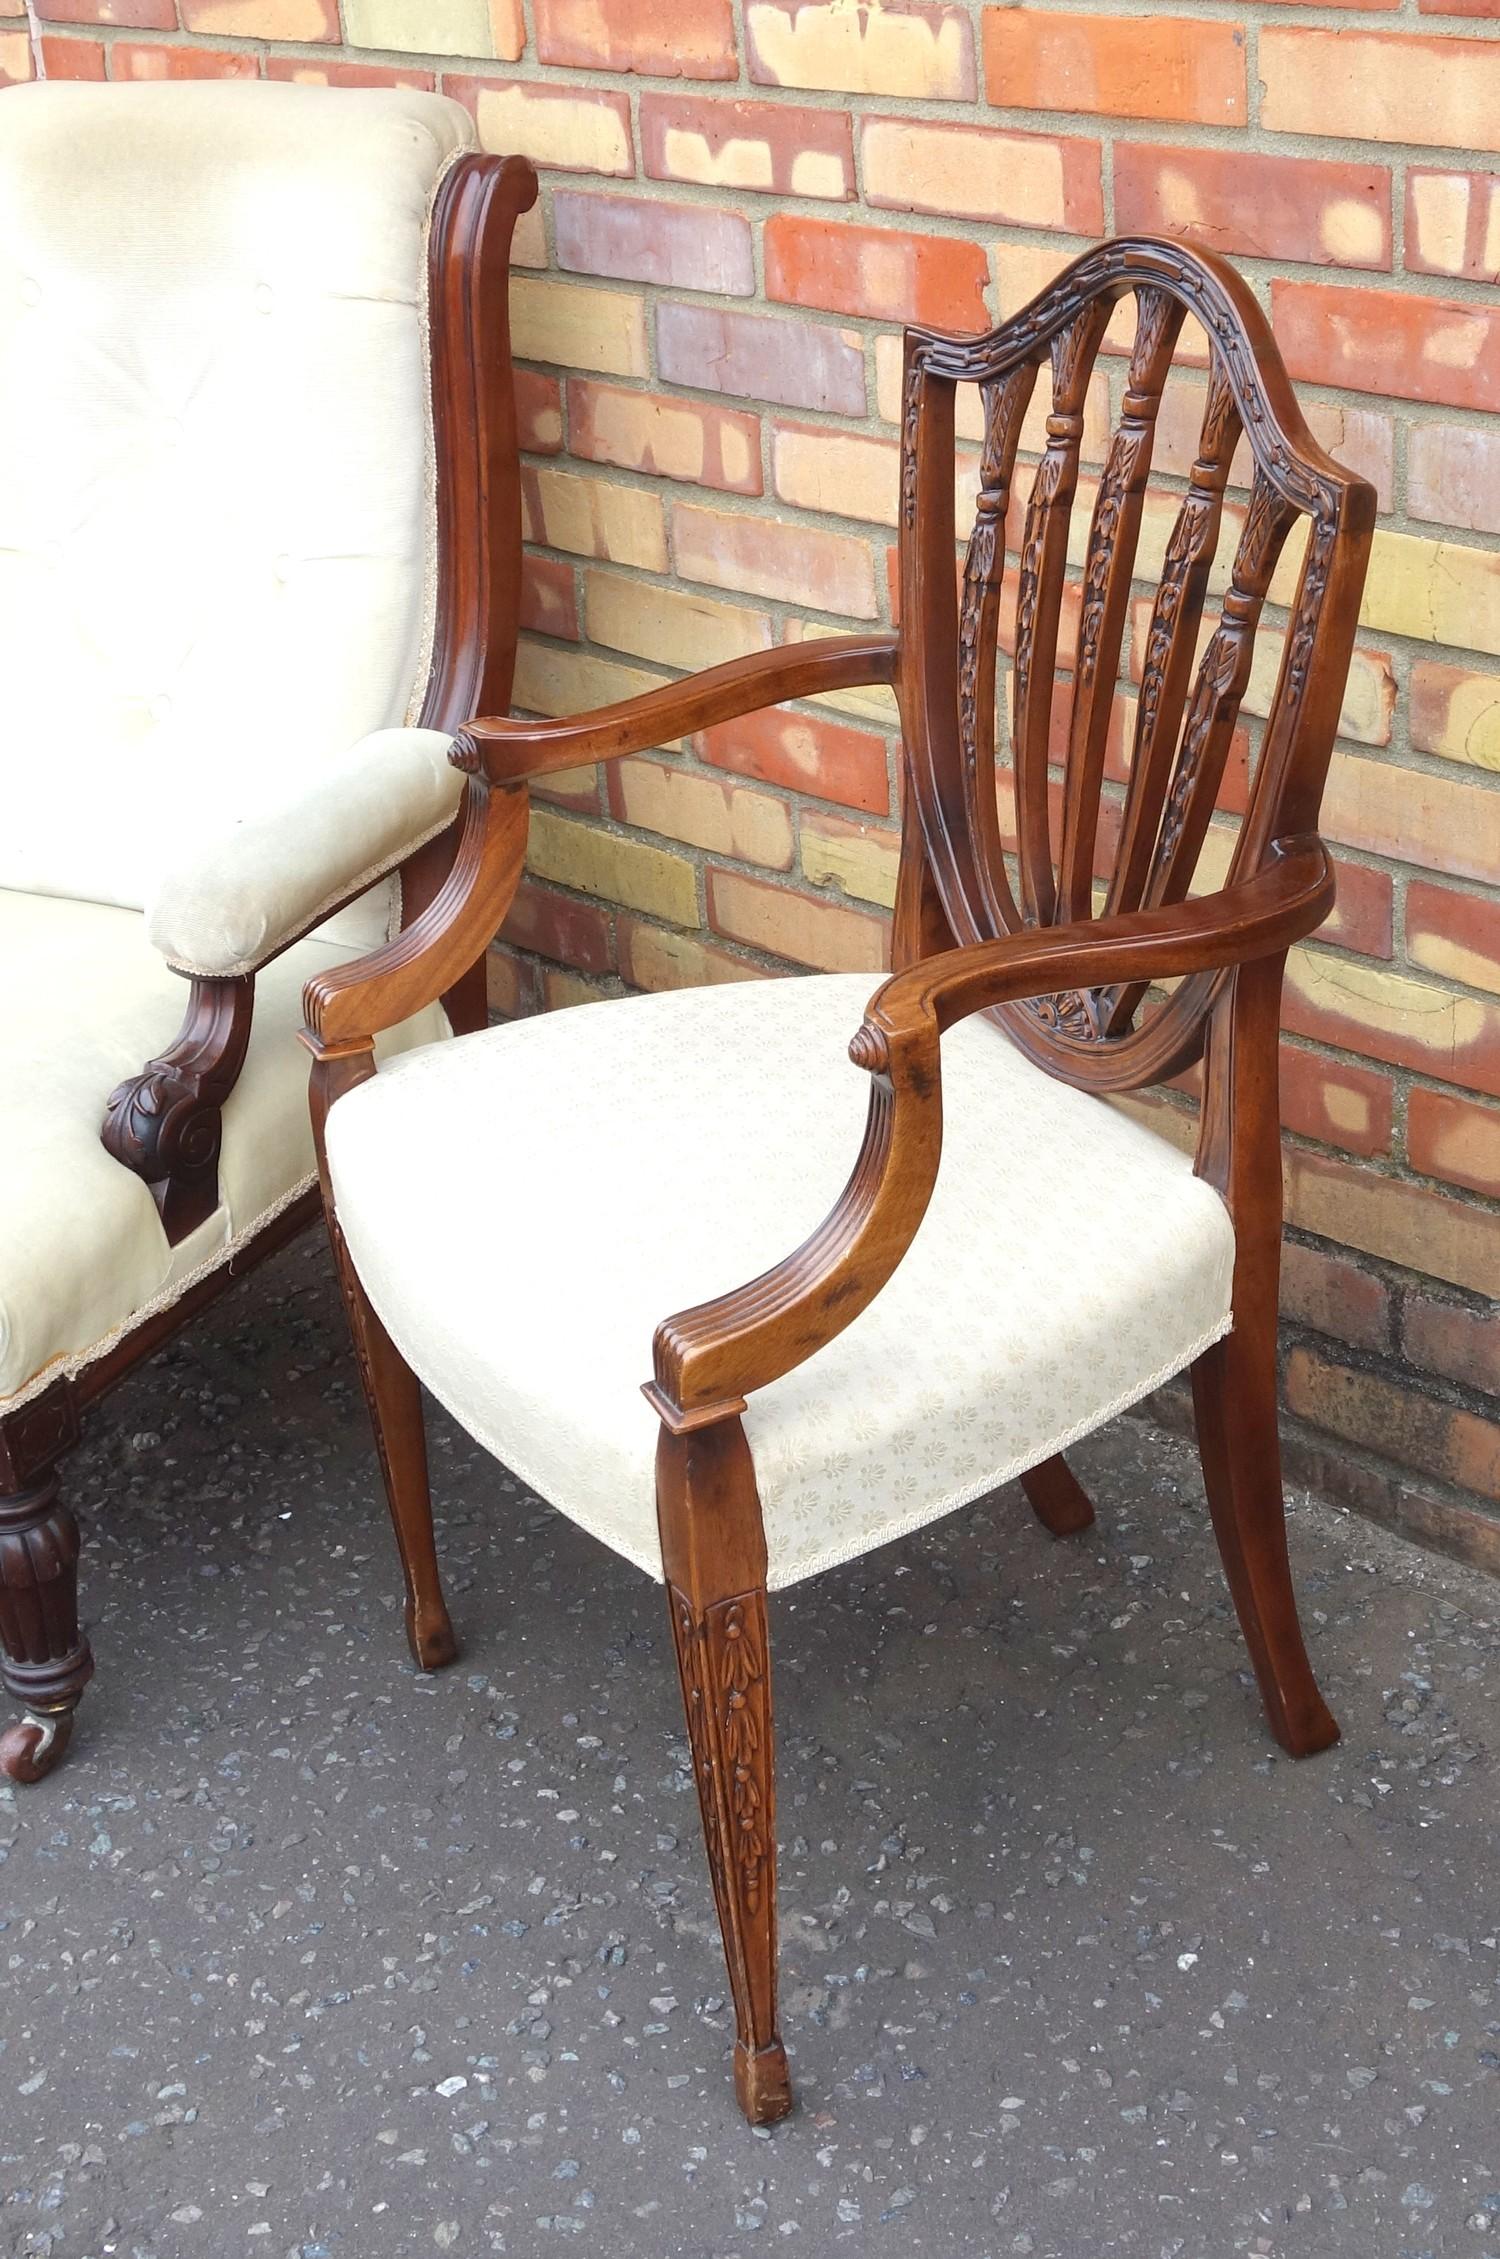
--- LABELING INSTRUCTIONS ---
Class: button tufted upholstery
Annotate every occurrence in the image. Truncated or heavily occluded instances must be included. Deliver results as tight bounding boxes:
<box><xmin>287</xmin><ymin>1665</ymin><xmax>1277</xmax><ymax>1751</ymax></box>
<box><xmin>0</xmin><ymin>83</ymin><xmax>481</xmax><ymax>1412</ymax></box>
<box><xmin>0</xmin><ymin>81</ymin><xmax>471</xmax><ymax>924</ymax></box>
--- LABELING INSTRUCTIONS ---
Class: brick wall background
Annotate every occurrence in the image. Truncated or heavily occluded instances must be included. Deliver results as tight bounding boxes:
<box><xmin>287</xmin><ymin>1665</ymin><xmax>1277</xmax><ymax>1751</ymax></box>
<box><xmin>13</xmin><ymin>1</ymin><xmax>1498</xmax><ymax>1566</ymax></box>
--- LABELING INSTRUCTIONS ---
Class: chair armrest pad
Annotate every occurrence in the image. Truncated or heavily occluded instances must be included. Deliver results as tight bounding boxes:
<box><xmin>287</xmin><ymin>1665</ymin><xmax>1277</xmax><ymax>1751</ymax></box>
<box><xmin>146</xmin><ymin>729</ymin><xmax>465</xmax><ymax>978</ymax></box>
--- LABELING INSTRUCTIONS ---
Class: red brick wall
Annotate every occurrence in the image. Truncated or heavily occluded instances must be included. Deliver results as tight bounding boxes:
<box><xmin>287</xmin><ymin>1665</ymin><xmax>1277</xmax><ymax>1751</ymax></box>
<box><xmin>16</xmin><ymin>3</ymin><xmax>1498</xmax><ymax>1567</ymax></box>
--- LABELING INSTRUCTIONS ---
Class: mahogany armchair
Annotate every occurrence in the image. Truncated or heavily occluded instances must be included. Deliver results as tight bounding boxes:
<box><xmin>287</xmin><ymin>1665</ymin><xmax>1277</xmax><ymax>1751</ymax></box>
<box><xmin>0</xmin><ymin>83</ymin><xmax>535</xmax><ymax>1780</ymax></box>
<box><xmin>303</xmin><ymin>239</ymin><xmax>1375</xmax><ymax>2122</ymax></box>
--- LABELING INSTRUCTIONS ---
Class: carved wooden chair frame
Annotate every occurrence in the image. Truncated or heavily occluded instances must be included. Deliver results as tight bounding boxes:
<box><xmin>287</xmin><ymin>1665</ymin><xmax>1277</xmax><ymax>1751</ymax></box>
<box><xmin>0</xmin><ymin>152</ymin><xmax>538</xmax><ymax>1784</ymax></box>
<box><xmin>302</xmin><ymin>237</ymin><xmax>1375</xmax><ymax>2121</ymax></box>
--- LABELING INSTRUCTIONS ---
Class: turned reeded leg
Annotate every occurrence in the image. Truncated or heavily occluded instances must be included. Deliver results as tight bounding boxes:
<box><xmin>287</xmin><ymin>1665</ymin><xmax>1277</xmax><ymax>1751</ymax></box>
<box><xmin>329</xmin><ymin>1214</ymin><xmax>456</xmax><ymax>1672</ymax></box>
<box><xmin>656</xmin><ymin>1413</ymin><xmax>790</xmax><ymax>2126</ymax></box>
<box><xmin>1020</xmin><ymin>1453</ymin><xmax>1096</xmax><ymax>1537</ymax></box>
<box><xmin>0</xmin><ymin>1461</ymin><xmax>94</xmax><ymax>1784</ymax></box>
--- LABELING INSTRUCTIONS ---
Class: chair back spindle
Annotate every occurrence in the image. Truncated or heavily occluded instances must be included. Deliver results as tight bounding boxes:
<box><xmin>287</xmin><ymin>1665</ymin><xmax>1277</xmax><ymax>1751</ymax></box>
<box><xmin>897</xmin><ymin>237</ymin><xmax>1375</xmax><ymax>1091</ymax></box>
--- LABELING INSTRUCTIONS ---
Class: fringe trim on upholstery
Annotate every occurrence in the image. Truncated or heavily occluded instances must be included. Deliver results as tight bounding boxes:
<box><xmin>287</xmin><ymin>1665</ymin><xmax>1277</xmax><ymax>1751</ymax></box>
<box><xmin>0</xmin><ymin>1169</ymin><xmax>320</xmax><ymax>1420</ymax></box>
<box><xmin>365</xmin><ymin>1296</ymin><xmax>1236</xmax><ymax>1593</ymax></box>
<box><xmin>763</xmin><ymin>1309</ymin><xmax>1235</xmax><ymax>1592</ymax></box>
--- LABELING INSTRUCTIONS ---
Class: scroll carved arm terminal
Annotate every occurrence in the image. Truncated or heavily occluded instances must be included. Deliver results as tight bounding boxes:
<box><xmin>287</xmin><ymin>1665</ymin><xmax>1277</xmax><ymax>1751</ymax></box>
<box><xmin>648</xmin><ymin>838</ymin><xmax>1334</xmax><ymax>1427</ymax></box>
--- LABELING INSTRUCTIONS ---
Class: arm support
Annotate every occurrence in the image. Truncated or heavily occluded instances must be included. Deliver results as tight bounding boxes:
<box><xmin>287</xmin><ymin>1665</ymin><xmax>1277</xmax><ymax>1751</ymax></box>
<box><xmin>302</xmin><ymin>779</ymin><xmax>529</xmax><ymax>1050</ymax></box>
<box><xmin>650</xmin><ymin>839</ymin><xmax>1333</xmax><ymax>1424</ymax></box>
<box><xmin>302</xmin><ymin>633</ymin><xmax>901</xmax><ymax>1049</ymax></box>
<box><xmin>147</xmin><ymin>729</ymin><xmax>465</xmax><ymax>979</ymax></box>
<box><xmin>451</xmin><ymin>633</ymin><xmax>900</xmax><ymax>785</ymax></box>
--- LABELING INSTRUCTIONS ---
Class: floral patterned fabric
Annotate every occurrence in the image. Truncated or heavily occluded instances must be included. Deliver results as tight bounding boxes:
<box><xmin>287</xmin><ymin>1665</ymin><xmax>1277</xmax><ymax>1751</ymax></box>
<box><xmin>328</xmin><ymin>974</ymin><xmax>1237</xmax><ymax>1591</ymax></box>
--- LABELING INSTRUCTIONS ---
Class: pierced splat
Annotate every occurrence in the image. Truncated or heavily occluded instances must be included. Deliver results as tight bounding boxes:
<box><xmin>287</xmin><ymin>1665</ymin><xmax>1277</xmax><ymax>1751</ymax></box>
<box><xmin>1057</xmin><ymin>286</ymin><xmax>1184</xmax><ymax>923</ymax></box>
<box><xmin>897</xmin><ymin>235</ymin><xmax>1367</xmax><ymax>1090</ymax></box>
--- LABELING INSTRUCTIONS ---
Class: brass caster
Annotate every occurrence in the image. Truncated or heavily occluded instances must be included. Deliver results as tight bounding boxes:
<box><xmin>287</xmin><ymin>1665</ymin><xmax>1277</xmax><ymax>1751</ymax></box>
<box><xmin>0</xmin><ymin>1705</ymin><xmax>75</xmax><ymax>1784</ymax></box>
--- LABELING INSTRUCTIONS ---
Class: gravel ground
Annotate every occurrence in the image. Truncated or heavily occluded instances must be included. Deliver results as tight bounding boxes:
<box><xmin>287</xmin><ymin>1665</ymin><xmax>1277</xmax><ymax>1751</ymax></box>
<box><xmin>2</xmin><ymin>1235</ymin><xmax>1497</xmax><ymax>2259</ymax></box>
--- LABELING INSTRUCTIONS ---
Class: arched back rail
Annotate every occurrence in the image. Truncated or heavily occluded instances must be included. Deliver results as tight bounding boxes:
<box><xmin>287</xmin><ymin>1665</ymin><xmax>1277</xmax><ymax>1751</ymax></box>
<box><xmin>896</xmin><ymin>236</ymin><xmax>1376</xmax><ymax>1093</ymax></box>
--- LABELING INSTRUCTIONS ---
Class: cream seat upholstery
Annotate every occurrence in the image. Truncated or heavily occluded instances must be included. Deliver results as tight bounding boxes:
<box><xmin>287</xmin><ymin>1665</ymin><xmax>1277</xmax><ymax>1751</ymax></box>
<box><xmin>325</xmin><ymin>975</ymin><xmax>1237</xmax><ymax>1590</ymax></box>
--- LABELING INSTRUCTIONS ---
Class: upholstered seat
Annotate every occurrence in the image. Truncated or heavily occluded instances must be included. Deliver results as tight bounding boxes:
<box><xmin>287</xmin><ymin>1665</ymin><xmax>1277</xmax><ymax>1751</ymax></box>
<box><xmin>0</xmin><ymin>889</ymin><xmax>443</xmax><ymax>1404</ymax></box>
<box><xmin>326</xmin><ymin>974</ymin><xmax>1236</xmax><ymax>1589</ymax></box>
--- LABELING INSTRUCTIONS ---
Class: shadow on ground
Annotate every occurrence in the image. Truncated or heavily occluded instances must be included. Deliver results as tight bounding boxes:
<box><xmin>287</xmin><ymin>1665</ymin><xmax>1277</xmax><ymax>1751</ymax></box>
<box><xmin>2</xmin><ymin>1238</ymin><xmax>1497</xmax><ymax>2259</ymax></box>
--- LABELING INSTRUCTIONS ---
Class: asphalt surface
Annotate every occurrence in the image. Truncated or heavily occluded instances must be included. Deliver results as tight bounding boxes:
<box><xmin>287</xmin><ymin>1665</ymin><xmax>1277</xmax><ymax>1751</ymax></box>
<box><xmin>2</xmin><ymin>1235</ymin><xmax>1497</xmax><ymax>2259</ymax></box>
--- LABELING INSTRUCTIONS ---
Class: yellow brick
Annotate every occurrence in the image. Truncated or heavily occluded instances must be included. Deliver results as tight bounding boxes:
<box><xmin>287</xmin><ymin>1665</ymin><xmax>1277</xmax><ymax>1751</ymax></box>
<box><xmin>711</xmin><ymin>869</ymin><xmax>887</xmax><ymax>973</ymax></box>
<box><xmin>473</xmin><ymin>84</ymin><xmax>631</xmax><ymax>173</ymax></box>
<box><xmin>1321</xmin><ymin>751</ymin><xmax>1500</xmax><ymax>885</ymax></box>
<box><xmin>1407</xmin><ymin>927</ymin><xmax>1500</xmax><ymax>1001</ymax></box>
<box><xmin>511</xmin><ymin>277</ymin><xmax>647</xmax><ymax>379</ymax></box>
<box><xmin>512</xmin><ymin>639</ymin><xmax>672</xmax><ymax>727</ymax></box>
<box><xmin>1286</xmin><ymin>1151</ymin><xmax>1500</xmax><ymax>1300</ymax></box>
<box><xmin>343</xmin><ymin>0</ymin><xmax>496</xmax><ymax>50</ymax></box>
<box><xmin>800</xmin><ymin>812</ymin><xmax>900</xmax><ymax>907</ymax></box>
<box><xmin>1409</xmin><ymin>171</ymin><xmax>1473</xmax><ymax>279</ymax></box>
<box><xmin>1287</xmin><ymin>948</ymin><xmax>1492</xmax><ymax>1070</ymax></box>
<box><xmin>622</xmin><ymin>919</ymin><xmax>768</xmax><ymax>992</ymax></box>
<box><xmin>1415</xmin><ymin>669</ymin><xmax>1500</xmax><ymax>773</ymax></box>
<box><xmin>583</xmin><ymin>569</ymin><xmax>773</xmax><ymax>672</ymax></box>
<box><xmin>747</xmin><ymin>0</ymin><xmax>971</xmax><ymax>98</ymax></box>
<box><xmin>1244</xmin><ymin>637</ymin><xmax>1395</xmax><ymax>749</ymax></box>
<box><xmin>774</xmin><ymin>427</ymin><xmax>901</xmax><ymax>527</ymax></box>
<box><xmin>541</xmin><ymin>967</ymin><xmax>610</xmax><ymax>1012</ymax></box>
<box><xmin>613</xmin><ymin>757</ymin><xmax>793</xmax><ymax>867</ymax></box>
<box><xmin>524</xmin><ymin>467</ymin><xmax>666</xmax><ymax>571</ymax></box>
<box><xmin>527</xmin><ymin>809</ymin><xmax>697</xmax><ymax>926</ymax></box>
<box><xmin>580</xmin><ymin>389</ymin><xmax>759</xmax><ymax>491</ymax></box>
<box><xmin>1359</xmin><ymin>530</ymin><xmax>1500</xmax><ymax>660</ymax></box>
<box><xmin>863</xmin><ymin>118</ymin><xmax>1070</xmax><ymax>230</ymax></box>
<box><xmin>1109</xmin><ymin>1090</ymin><xmax>1199</xmax><ymax>1156</ymax></box>
<box><xmin>511</xmin><ymin>199</ymin><xmax>547</xmax><ymax>270</ymax></box>
<box><xmin>190</xmin><ymin>0</ymin><xmax>331</xmax><ymax>31</ymax></box>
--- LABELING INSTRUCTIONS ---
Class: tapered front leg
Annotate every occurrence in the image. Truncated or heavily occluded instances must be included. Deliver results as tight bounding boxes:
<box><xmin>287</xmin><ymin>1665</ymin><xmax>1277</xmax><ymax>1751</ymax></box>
<box><xmin>656</xmin><ymin>1413</ymin><xmax>790</xmax><ymax>2126</ymax></box>
<box><xmin>308</xmin><ymin>1044</ymin><xmax>455</xmax><ymax>1674</ymax></box>
<box><xmin>331</xmin><ymin>1221</ymin><xmax>457</xmax><ymax>1672</ymax></box>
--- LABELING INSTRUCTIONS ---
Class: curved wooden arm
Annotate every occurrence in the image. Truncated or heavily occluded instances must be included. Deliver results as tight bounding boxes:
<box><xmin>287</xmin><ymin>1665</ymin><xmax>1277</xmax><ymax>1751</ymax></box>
<box><xmin>867</xmin><ymin>836</ymin><xmax>1333</xmax><ymax>1038</ymax></box>
<box><xmin>649</xmin><ymin>839</ymin><xmax>1333</xmax><ymax>1423</ymax></box>
<box><xmin>301</xmin><ymin>779</ymin><xmax>528</xmax><ymax>1050</ymax></box>
<box><xmin>450</xmin><ymin>633</ymin><xmax>900</xmax><ymax>786</ymax></box>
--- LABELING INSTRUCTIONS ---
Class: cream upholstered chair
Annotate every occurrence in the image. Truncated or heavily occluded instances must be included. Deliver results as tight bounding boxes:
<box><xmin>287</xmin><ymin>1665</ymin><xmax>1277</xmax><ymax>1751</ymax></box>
<box><xmin>303</xmin><ymin>239</ymin><xmax>1374</xmax><ymax>2121</ymax></box>
<box><xmin>0</xmin><ymin>83</ymin><xmax>535</xmax><ymax>1782</ymax></box>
